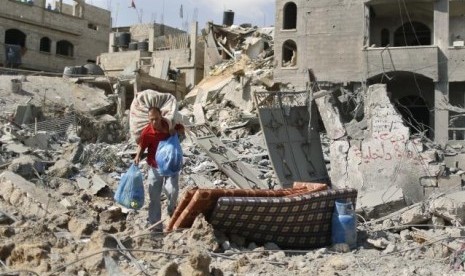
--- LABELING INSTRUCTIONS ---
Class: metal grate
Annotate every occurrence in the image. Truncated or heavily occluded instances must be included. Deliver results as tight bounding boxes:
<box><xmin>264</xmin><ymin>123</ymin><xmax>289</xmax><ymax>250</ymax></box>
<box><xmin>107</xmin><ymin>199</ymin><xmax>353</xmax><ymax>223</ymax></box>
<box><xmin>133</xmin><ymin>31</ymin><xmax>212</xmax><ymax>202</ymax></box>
<box><xmin>24</xmin><ymin>113</ymin><xmax>75</xmax><ymax>135</ymax></box>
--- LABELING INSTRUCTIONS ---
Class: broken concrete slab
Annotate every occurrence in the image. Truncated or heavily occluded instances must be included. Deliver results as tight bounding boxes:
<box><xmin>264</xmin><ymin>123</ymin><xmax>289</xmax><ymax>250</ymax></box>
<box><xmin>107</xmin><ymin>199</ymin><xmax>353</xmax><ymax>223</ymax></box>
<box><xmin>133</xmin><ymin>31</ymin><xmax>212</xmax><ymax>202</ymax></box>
<box><xmin>400</xmin><ymin>204</ymin><xmax>432</xmax><ymax>225</ymax></box>
<box><xmin>222</xmin><ymin>77</ymin><xmax>255</xmax><ymax>114</ymax></box>
<box><xmin>76</xmin><ymin>177</ymin><xmax>91</xmax><ymax>190</ymax></box>
<box><xmin>244</xmin><ymin>37</ymin><xmax>265</xmax><ymax>60</ymax></box>
<box><xmin>0</xmin><ymin>171</ymin><xmax>63</xmax><ymax>217</ymax></box>
<box><xmin>91</xmin><ymin>174</ymin><xmax>109</xmax><ymax>195</ymax></box>
<box><xmin>437</xmin><ymin>175</ymin><xmax>463</xmax><ymax>194</ymax></box>
<box><xmin>357</xmin><ymin>186</ymin><xmax>406</xmax><ymax>219</ymax></box>
<box><xmin>47</xmin><ymin>159</ymin><xmax>76</xmax><ymax>178</ymax></box>
<box><xmin>315</xmin><ymin>93</ymin><xmax>346</xmax><ymax>140</ymax></box>
<box><xmin>185</xmin><ymin>75</ymin><xmax>234</xmax><ymax>105</ymax></box>
<box><xmin>190</xmin><ymin>125</ymin><xmax>267</xmax><ymax>189</ymax></box>
<box><xmin>188</xmin><ymin>175</ymin><xmax>215</xmax><ymax>189</ymax></box>
<box><xmin>0</xmin><ymin>76</ymin><xmax>113</xmax><ymax>116</ymax></box>
<box><xmin>8</xmin><ymin>155</ymin><xmax>44</xmax><ymax>180</ymax></box>
<box><xmin>4</xmin><ymin>142</ymin><xmax>30</xmax><ymax>155</ymax></box>
<box><xmin>430</xmin><ymin>191</ymin><xmax>465</xmax><ymax>225</ymax></box>
<box><xmin>24</xmin><ymin>131</ymin><xmax>50</xmax><ymax>150</ymax></box>
<box><xmin>193</xmin><ymin>103</ymin><xmax>206</xmax><ymax>125</ymax></box>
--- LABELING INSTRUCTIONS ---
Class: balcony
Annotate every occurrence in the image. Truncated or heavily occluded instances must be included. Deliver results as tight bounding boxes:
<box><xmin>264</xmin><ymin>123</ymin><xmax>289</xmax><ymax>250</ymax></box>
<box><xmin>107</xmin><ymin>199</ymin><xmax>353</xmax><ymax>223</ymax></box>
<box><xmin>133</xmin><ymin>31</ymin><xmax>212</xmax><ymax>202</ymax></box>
<box><xmin>364</xmin><ymin>46</ymin><xmax>438</xmax><ymax>81</ymax></box>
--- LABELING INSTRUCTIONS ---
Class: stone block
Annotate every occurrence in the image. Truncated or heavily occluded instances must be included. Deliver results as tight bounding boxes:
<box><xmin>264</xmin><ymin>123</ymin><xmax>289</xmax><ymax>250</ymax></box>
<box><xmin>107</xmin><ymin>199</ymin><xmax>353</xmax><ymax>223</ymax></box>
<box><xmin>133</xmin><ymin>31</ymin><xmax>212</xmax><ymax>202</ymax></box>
<box><xmin>400</xmin><ymin>204</ymin><xmax>431</xmax><ymax>224</ymax></box>
<box><xmin>90</xmin><ymin>174</ymin><xmax>108</xmax><ymax>195</ymax></box>
<box><xmin>426</xmin><ymin>163</ymin><xmax>445</xmax><ymax>176</ymax></box>
<box><xmin>76</xmin><ymin>177</ymin><xmax>91</xmax><ymax>190</ymax></box>
<box><xmin>47</xmin><ymin>159</ymin><xmax>76</xmax><ymax>178</ymax></box>
<box><xmin>444</xmin><ymin>154</ymin><xmax>465</xmax><ymax>170</ymax></box>
<box><xmin>357</xmin><ymin>186</ymin><xmax>406</xmax><ymax>219</ymax></box>
<box><xmin>437</xmin><ymin>175</ymin><xmax>463</xmax><ymax>194</ymax></box>
<box><xmin>423</xmin><ymin>187</ymin><xmax>441</xmax><ymax>199</ymax></box>
<box><xmin>430</xmin><ymin>191</ymin><xmax>465</xmax><ymax>225</ymax></box>
<box><xmin>420</xmin><ymin>176</ymin><xmax>437</xmax><ymax>187</ymax></box>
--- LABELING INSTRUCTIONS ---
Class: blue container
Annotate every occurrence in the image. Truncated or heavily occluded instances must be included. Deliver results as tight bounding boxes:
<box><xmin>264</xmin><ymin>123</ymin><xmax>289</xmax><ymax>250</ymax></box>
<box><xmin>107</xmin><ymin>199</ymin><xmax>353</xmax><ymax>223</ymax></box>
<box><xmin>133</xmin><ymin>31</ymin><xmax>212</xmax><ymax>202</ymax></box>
<box><xmin>331</xmin><ymin>199</ymin><xmax>357</xmax><ymax>249</ymax></box>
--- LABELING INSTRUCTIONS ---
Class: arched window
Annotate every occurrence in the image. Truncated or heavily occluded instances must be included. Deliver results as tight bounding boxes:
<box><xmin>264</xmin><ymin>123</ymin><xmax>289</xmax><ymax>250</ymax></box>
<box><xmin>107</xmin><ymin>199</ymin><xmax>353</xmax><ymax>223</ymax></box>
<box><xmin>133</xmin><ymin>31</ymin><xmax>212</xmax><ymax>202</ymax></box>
<box><xmin>5</xmin><ymin>29</ymin><xmax>26</xmax><ymax>47</ymax></box>
<box><xmin>394</xmin><ymin>22</ymin><xmax>431</xmax><ymax>46</ymax></box>
<box><xmin>56</xmin><ymin>40</ymin><xmax>74</xmax><ymax>57</ymax></box>
<box><xmin>283</xmin><ymin>2</ymin><xmax>297</xmax><ymax>30</ymax></box>
<box><xmin>381</xmin><ymin>28</ymin><xmax>390</xmax><ymax>47</ymax></box>
<box><xmin>282</xmin><ymin>40</ymin><xmax>297</xmax><ymax>67</ymax></box>
<box><xmin>40</xmin><ymin>37</ymin><xmax>51</xmax><ymax>53</ymax></box>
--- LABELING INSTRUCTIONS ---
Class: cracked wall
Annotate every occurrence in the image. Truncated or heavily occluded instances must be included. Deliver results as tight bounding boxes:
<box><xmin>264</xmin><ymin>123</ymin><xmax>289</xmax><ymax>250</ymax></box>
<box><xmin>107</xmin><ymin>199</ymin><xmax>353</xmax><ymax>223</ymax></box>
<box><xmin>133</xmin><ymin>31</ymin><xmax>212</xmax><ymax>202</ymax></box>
<box><xmin>325</xmin><ymin>84</ymin><xmax>442</xmax><ymax>205</ymax></box>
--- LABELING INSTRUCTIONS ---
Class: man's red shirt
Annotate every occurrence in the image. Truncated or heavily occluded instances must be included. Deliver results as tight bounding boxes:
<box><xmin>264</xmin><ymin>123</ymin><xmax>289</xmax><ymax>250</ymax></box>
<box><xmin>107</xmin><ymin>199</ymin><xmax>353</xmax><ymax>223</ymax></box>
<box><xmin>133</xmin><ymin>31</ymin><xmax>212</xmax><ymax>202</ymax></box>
<box><xmin>138</xmin><ymin>121</ymin><xmax>183</xmax><ymax>168</ymax></box>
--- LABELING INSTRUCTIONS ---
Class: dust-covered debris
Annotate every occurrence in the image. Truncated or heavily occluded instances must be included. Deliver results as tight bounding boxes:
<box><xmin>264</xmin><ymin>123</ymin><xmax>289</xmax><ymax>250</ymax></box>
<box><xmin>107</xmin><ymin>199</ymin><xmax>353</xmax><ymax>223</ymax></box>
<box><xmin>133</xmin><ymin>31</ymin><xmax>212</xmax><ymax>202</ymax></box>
<box><xmin>1</xmin><ymin>16</ymin><xmax>465</xmax><ymax>276</ymax></box>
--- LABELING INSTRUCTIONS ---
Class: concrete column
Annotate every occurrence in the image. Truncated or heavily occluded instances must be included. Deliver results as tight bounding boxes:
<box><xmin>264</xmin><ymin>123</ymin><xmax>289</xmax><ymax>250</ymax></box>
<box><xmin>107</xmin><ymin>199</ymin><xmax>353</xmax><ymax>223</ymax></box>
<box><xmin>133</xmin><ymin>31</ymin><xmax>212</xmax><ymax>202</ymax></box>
<box><xmin>188</xmin><ymin>21</ymin><xmax>198</xmax><ymax>88</ymax></box>
<box><xmin>109</xmin><ymin>33</ymin><xmax>115</xmax><ymax>53</ymax></box>
<box><xmin>434</xmin><ymin>0</ymin><xmax>449</xmax><ymax>145</ymax></box>
<box><xmin>133</xmin><ymin>72</ymin><xmax>141</xmax><ymax>94</ymax></box>
<box><xmin>149</xmin><ymin>26</ymin><xmax>155</xmax><ymax>52</ymax></box>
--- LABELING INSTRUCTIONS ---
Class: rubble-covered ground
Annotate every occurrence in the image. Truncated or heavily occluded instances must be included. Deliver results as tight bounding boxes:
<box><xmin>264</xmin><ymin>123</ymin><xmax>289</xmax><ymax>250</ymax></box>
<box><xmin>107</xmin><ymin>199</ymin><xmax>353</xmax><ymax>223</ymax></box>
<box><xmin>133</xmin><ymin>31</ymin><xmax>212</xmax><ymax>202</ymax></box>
<box><xmin>1</xmin><ymin>25</ymin><xmax>465</xmax><ymax>276</ymax></box>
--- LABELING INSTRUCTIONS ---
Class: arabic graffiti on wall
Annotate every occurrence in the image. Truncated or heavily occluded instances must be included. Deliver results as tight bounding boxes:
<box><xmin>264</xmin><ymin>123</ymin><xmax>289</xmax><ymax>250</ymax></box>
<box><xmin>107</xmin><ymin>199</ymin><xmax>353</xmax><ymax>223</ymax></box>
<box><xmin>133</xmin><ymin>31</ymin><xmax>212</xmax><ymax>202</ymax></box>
<box><xmin>351</xmin><ymin>131</ymin><xmax>423</xmax><ymax>165</ymax></box>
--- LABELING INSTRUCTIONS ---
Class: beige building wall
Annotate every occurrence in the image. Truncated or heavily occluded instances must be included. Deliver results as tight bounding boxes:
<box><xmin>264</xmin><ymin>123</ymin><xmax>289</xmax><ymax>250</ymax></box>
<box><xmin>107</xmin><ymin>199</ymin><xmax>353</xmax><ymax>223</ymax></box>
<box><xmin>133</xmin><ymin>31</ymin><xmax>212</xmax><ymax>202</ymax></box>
<box><xmin>273</xmin><ymin>0</ymin><xmax>465</xmax><ymax>144</ymax></box>
<box><xmin>0</xmin><ymin>0</ymin><xmax>111</xmax><ymax>72</ymax></box>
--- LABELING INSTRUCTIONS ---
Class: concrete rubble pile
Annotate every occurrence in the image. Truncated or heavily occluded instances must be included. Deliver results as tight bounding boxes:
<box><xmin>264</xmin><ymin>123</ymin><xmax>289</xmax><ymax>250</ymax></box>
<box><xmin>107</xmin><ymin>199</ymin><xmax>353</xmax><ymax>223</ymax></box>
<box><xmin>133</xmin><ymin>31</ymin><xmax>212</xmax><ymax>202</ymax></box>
<box><xmin>1</xmin><ymin>27</ymin><xmax>465</xmax><ymax>276</ymax></box>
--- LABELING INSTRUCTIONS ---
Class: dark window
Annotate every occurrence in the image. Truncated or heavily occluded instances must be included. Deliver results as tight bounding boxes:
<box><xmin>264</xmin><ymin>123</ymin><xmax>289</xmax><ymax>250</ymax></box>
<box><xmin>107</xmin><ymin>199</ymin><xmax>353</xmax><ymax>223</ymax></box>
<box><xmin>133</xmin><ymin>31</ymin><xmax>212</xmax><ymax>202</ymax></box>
<box><xmin>381</xmin><ymin>29</ymin><xmax>390</xmax><ymax>47</ymax></box>
<box><xmin>5</xmin><ymin>29</ymin><xmax>26</xmax><ymax>47</ymax></box>
<box><xmin>282</xmin><ymin>40</ymin><xmax>297</xmax><ymax>67</ymax></box>
<box><xmin>394</xmin><ymin>22</ymin><xmax>431</xmax><ymax>46</ymax></box>
<box><xmin>283</xmin><ymin>2</ymin><xmax>297</xmax><ymax>30</ymax></box>
<box><xmin>40</xmin><ymin>37</ymin><xmax>51</xmax><ymax>52</ymax></box>
<box><xmin>88</xmin><ymin>23</ymin><xmax>98</xmax><ymax>30</ymax></box>
<box><xmin>56</xmin><ymin>40</ymin><xmax>74</xmax><ymax>57</ymax></box>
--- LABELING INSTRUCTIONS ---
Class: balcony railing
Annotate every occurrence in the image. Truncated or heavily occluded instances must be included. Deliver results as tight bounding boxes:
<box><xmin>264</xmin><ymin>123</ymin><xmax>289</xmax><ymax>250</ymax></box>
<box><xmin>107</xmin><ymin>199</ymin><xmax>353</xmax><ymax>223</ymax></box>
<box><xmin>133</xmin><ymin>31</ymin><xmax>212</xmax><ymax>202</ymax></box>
<box><xmin>363</xmin><ymin>46</ymin><xmax>438</xmax><ymax>81</ymax></box>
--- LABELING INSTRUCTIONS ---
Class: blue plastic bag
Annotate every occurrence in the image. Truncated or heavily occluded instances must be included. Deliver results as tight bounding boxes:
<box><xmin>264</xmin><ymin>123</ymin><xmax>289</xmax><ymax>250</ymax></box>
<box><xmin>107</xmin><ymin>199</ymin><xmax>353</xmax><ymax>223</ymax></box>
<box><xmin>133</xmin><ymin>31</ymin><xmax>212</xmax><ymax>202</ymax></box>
<box><xmin>156</xmin><ymin>134</ymin><xmax>183</xmax><ymax>176</ymax></box>
<box><xmin>114</xmin><ymin>164</ymin><xmax>145</xmax><ymax>209</ymax></box>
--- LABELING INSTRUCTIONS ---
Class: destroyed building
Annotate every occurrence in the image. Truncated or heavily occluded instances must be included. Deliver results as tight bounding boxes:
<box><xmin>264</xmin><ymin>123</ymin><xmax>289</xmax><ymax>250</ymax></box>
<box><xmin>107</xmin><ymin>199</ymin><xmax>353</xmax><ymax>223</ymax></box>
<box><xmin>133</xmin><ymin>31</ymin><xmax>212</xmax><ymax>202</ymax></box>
<box><xmin>1</xmin><ymin>3</ymin><xmax>465</xmax><ymax>275</ymax></box>
<box><xmin>275</xmin><ymin>0</ymin><xmax>465</xmax><ymax>145</ymax></box>
<box><xmin>257</xmin><ymin>0</ymin><xmax>465</xmax><ymax>218</ymax></box>
<box><xmin>0</xmin><ymin>0</ymin><xmax>111</xmax><ymax>72</ymax></box>
<box><xmin>98</xmin><ymin>22</ymin><xmax>204</xmax><ymax>99</ymax></box>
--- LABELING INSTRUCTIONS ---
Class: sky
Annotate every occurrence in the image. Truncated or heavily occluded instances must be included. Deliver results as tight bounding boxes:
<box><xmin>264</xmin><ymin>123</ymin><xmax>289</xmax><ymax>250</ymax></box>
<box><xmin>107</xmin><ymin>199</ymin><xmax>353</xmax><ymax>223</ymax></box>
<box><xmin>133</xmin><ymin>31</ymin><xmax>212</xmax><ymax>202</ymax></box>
<box><xmin>61</xmin><ymin>0</ymin><xmax>275</xmax><ymax>30</ymax></box>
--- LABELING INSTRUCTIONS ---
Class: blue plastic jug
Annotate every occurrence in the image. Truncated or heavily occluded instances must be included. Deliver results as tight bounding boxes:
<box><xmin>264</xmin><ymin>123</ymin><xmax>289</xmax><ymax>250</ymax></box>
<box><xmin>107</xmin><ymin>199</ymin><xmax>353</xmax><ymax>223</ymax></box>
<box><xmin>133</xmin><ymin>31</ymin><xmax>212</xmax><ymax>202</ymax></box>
<box><xmin>331</xmin><ymin>199</ymin><xmax>357</xmax><ymax>249</ymax></box>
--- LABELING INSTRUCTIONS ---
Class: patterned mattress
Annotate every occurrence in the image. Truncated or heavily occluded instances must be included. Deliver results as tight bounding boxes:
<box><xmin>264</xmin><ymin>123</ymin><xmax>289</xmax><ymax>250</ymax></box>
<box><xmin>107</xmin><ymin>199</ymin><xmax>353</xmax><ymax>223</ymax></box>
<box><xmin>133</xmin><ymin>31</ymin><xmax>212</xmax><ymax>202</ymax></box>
<box><xmin>209</xmin><ymin>188</ymin><xmax>358</xmax><ymax>249</ymax></box>
<box><xmin>167</xmin><ymin>182</ymin><xmax>328</xmax><ymax>231</ymax></box>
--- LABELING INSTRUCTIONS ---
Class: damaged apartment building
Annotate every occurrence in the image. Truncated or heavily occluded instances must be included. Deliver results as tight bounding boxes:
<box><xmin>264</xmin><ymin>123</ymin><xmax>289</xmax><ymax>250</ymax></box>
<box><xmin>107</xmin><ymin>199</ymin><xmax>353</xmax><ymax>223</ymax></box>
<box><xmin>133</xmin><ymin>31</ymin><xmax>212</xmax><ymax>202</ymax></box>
<box><xmin>268</xmin><ymin>0</ymin><xmax>465</xmax><ymax>215</ymax></box>
<box><xmin>0</xmin><ymin>0</ymin><xmax>111</xmax><ymax>72</ymax></box>
<box><xmin>97</xmin><ymin>22</ymin><xmax>204</xmax><ymax>100</ymax></box>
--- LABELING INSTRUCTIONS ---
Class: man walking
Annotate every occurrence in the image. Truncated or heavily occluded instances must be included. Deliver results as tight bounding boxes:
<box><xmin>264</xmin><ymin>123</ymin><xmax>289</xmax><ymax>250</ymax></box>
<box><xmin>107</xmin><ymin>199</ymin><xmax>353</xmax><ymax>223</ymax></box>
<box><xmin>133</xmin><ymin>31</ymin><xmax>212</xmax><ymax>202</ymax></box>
<box><xmin>134</xmin><ymin>106</ymin><xmax>183</xmax><ymax>231</ymax></box>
